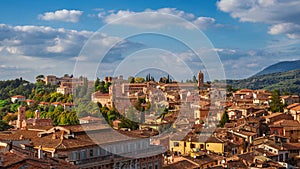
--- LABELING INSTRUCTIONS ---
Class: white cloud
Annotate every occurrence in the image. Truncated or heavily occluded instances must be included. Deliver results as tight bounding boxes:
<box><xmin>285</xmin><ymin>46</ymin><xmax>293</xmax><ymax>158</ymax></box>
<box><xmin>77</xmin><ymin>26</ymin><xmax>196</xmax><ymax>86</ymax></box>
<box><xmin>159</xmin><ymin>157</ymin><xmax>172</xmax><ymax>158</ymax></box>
<box><xmin>217</xmin><ymin>0</ymin><xmax>300</xmax><ymax>38</ymax></box>
<box><xmin>6</xmin><ymin>46</ymin><xmax>22</xmax><ymax>54</ymax></box>
<box><xmin>0</xmin><ymin>24</ymin><xmax>93</xmax><ymax>57</ymax></box>
<box><xmin>0</xmin><ymin>24</ymin><xmax>145</xmax><ymax>81</ymax></box>
<box><xmin>268</xmin><ymin>23</ymin><xmax>300</xmax><ymax>39</ymax></box>
<box><xmin>193</xmin><ymin>17</ymin><xmax>217</xmax><ymax>29</ymax></box>
<box><xmin>70</xmin><ymin>55</ymin><xmax>88</xmax><ymax>61</ymax></box>
<box><xmin>99</xmin><ymin>8</ymin><xmax>220</xmax><ymax>30</ymax></box>
<box><xmin>38</xmin><ymin>9</ymin><xmax>83</xmax><ymax>23</ymax></box>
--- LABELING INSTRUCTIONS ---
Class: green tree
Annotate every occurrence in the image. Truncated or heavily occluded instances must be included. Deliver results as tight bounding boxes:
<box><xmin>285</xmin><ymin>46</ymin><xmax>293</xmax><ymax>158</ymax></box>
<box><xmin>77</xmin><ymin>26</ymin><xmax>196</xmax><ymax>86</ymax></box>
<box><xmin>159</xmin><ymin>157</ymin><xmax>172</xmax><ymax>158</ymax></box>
<box><xmin>226</xmin><ymin>85</ymin><xmax>238</xmax><ymax>92</ymax></box>
<box><xmin>104</xmin><ymin>82</ymin><xmax>112</xmax><ymax>93</ymax></box>
<box><xmin>134</xmin><ymin>77</ymin><xmax>145</xmax><ymax>83</ymax></box>
<box><xmin>166</xmin><ymin>75</ymin><xmax>170</xmax><ymax>84</ymax></box>
<box><xmin>94</xmin><ymin>77</ymin><xmax>100</xmax><ymax>91</ymax></box>
<box><xmin>0</xmin><ymin>99</ymin><xmax>9</xmax><ymax>108</ymax></box>
<box><xmin>192</xmin><ymin>75</ymin><xmax>197</xmax><ymax>83</ymax></box>
<box><xmin>25</xmin><ymin>110</ymin><xmax>35</xmax><ymax>119</ymax></box>
<box><xmin>219</xmin><ymin>111</ymin><xmax>229</xmax><ymax>127</ymax></box>
<box><xmin>158</xmin><ymin>107</ymin><xmax>168</xmax><ymax>120</ymax></box>
<box><xmin>2</xmin><ymin>113</ymin><xmax>17</xmax><ymax>123</ymax></box>
<box><xmin>128</xmin><ymin>76</ymin><xmax>135</xmax><ymax>83</ymax></box>
<box><xmin>36</xmin><ymin>75</ymin><xmax>45</xmax><ymax>80</ymax></box>
<box><xmin>127</xmin><ymin>106</ymin><xmax>138</xmax><ymax>122</ymax></box>
<box><xmin>0</xmin><ymin>120</ymin><xmax>12</xmax><ymax>131</ymax></box>
<box><xmin>119</xmin><ymin>118</ymin><xmax>138</xmax><ymax>130</ymax></box>
<box><xmin>10</xmin><ymin>103</ymin><xmax>20</xmax><ymax>112</ymax></box>
<box><xmin>270</xmin><ymin>90</ymin><xmax>284</xmax><ymax>113</ymax></box>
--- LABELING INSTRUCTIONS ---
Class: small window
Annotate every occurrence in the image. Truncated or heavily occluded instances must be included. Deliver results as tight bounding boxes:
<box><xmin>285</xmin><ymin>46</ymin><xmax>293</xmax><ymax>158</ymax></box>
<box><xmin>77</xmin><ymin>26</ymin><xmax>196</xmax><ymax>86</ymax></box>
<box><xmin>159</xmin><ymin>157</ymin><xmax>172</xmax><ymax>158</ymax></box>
<box><xmin>90</xmin><ymin>149</ymin><xmax>94</xmax><ymax>157</ymax></box>
<box><xmin>174</xmin><ymin>142</ymin><xmax>179</xmax><ymax>147</ymax></box>
<box><xmin>72</xmin><ymin>151</ymin><xmax>77</xmax><ymax>160</ymax></box>
<box><xmin>279</xmin><ymin>154</ymin><xmax>284</xmax><ymax>162</ymax></box>
<box><xmin>81</xmin><ymin>150</ymin><xmax>86</xmax><ymax>159</ymax></box>
<box><xmin>154</xmin><ymin>162</ymin><xmax>159</xmax><ymax>169</ymax></box>
<box><xmin>190</xmin><ymin>143</ymin><xmax>196</xmax><ymax>149</ymax></box>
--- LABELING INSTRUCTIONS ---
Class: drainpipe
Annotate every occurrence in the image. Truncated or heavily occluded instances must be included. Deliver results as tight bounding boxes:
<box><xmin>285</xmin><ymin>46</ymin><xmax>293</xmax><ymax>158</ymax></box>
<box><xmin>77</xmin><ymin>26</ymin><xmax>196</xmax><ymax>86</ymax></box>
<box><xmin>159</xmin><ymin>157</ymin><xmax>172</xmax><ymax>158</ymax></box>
<box><xmin>38</xmin><ymin>145</ymin><xmax>43</xmax><ymax>159</ymax></box>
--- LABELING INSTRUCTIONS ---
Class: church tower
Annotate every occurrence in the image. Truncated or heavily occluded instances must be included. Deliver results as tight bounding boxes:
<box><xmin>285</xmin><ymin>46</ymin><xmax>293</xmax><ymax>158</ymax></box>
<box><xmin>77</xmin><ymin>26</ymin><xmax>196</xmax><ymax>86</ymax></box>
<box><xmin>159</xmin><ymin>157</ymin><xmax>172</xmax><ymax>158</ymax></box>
<box><xmin>197</xmin><ymin>71</ymin><xmax>204</xmax><ymax>92</ymax></box>
<box><xmin>17</xmin><ymin>106</ymin><xmax>26</xmax><ymax>129</ymax></box>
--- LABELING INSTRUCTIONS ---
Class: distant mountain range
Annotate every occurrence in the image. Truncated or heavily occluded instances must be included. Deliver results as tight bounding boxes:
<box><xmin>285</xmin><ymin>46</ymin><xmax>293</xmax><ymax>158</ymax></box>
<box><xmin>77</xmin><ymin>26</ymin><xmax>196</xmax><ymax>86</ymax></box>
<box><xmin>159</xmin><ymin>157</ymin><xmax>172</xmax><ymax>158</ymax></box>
<box><xmin>226</xmin><ymin>60</ymin><xmax>300</xmax><ymax>95</ymax></box>
<box><xmin>255</xmin><ymin>60</ymin><xmax>300</xmax><ymax>76</ymax></box>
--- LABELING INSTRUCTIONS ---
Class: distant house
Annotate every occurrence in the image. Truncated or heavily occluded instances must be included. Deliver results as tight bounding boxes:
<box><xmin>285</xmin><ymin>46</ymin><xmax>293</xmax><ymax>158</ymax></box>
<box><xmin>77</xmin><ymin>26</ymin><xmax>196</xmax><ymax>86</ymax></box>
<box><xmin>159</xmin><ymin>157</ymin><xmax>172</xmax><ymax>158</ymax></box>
<box><xmin>233</xmin><ymin>89</ymin><xmax>253</xmax><ymax>100</ymax></box>
<box><xmin>228</xmin><ymin>129</ymin><xmax>257</xmax><ymax>144</ymax></box>
<box><xmin>25</xmin><ymin>99</ymin><xmax>35</xmax><ymax>106</ymax></box>
<box><xmin>258</xmin><ymin>141</ymin><xmax>289</xmax><ymax>162</ymax></box>
<box><xmin>288</xmin><ymin>105</ymin><xmax>300</xmax><ymax>122</ymax></box>
<box><xmin>264</xmin><ymin>112</ymin><xmax>293</xmax><ymax>124</ymax></box>
<box><xmin>63</xmin><ymin>103</ymin><xmax>74</xmax><ymax>111</ymax></box>
<box><xmin>227</xmin><ymin>110</ymin><xmax>242</xmax><ymax>120</ymax></box>
<box><xmin>56</xmin><ymin>85</ymin><xmax>73</xmax><ymax>95</ymax></box>
<box><xmin>38</xmin><ymin>102</ymin><xmax>49</xmax><ymax>107</ymax></box>
<box><xmin>44</xmin><ymin>75</ymin><xmax>58</xmax><ymax>85</ymax></box>
<box><xmin>269</xmin><ymin>120</ymin><xmax>300</xmax><ymax>142</ymax></box>
<box><xmin>91</xmin><ymin>91</ymin><xmax>112</xmax><ymax>107</ymax></box>
<box><xmin>170</xmin><ymin>134</ymin><xmax>225</xmax><ymax>155</ymax></box>
<box><xmin>281</xmin><ymin>95</ymin><xmax>299</xmax><ymax>106</ymax></box>
<box><xmin>11</xmin><ymin>95</ymin><xmax>26</xmax><ymax>103</ymax></box>
<box><xmin>51</xmin><ymin>102</ymin><xmax>62</xmax><ymax>107</ymax></box>
<box><xmin>79</xmin><ymin>116</ymin><xmax>102</xmax><ymax>124</ymax></box>
<box><xmin>253</xmin><ymin>90</ymin><xmax>271</xmax><ymax>106</ymax></box>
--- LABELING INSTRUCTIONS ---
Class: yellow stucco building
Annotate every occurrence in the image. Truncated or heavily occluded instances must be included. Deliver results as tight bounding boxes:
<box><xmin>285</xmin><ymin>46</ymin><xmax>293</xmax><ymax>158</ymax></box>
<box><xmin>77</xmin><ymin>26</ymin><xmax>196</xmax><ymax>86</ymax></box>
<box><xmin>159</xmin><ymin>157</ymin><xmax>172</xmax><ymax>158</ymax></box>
<box><xmin>169</xmin><ymin>135</ymin><xmax>225</xmax><ymax>155</ymax></box>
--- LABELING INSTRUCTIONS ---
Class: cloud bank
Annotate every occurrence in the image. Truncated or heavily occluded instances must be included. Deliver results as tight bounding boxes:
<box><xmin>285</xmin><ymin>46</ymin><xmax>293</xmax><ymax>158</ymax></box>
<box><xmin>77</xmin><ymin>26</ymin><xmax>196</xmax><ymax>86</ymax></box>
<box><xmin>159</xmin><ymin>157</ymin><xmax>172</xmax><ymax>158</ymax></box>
<box><xmin>38</xmin><ymin>9</ymin><xmax>83</xmax><ymax>23</ymax></box>
<box><xmin>217</xmin><ymin>0</ymin><xmax>300</xmax><ymax>39</ymax></box>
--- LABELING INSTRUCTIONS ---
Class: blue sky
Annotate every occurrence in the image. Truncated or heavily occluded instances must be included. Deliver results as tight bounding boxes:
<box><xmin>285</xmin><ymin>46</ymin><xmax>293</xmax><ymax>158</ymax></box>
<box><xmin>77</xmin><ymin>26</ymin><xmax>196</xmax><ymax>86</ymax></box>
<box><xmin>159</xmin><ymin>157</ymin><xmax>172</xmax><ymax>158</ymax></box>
<box><xmin>0</xmin><ymin>0</ymin><xmax>300</xmax><ymax>81</ymax></box>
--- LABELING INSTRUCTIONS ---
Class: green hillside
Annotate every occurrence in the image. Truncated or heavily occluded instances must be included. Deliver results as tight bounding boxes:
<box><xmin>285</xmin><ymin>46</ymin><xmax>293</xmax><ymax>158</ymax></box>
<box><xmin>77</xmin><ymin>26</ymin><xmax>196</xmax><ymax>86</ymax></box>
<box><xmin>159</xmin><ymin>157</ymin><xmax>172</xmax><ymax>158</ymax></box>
<box><xmin>227</xmin><ymin>69</ymin><xmax>300</xmax><ymax>95</ymax></box>
<box><xmin>255</xmin><ymin>60</ymin><xmax>300</xmax><ymax>76</ymax></box>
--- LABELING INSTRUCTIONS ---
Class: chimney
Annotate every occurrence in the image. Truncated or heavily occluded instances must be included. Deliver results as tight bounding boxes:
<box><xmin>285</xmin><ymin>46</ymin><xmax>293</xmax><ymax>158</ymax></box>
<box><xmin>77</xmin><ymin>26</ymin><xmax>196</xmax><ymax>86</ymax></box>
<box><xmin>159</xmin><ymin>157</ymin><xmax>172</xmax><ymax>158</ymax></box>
<box><xmin>38</xmin><ymin>145</ymin><xmax>43</xmax><ymax>159</ymax></box>
<box><xmin>52</xmin><ymin>132</ymin><xmax>57</xmax><ymax>139</ymax></box>
<box><xmin>60</xmin><ymin>130</ymin><xmax>64</xmax><ymax>140</ymax></box>
<box><xmin>8</xmin><ymin>140</ymin><xmax>12</xmax><ymax>151</ymax></box>
<box><xmin>35</xmin><ymin>110</ymin><xmax>40</xmax><ymax>119</ymax></box>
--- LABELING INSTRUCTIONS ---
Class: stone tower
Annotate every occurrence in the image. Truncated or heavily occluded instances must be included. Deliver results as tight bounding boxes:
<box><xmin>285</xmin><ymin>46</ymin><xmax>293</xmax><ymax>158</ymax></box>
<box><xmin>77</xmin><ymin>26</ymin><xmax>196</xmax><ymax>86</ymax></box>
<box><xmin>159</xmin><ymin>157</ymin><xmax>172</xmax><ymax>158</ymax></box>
<box><xmin>16</xmin><ymin>106</ymin><xmax>26</xmax><ymax>129</ymax></box>
<box><xmin>197</xmin><ymin>71</ymin><xmax>204</xmax><ymax>92</ymax></box>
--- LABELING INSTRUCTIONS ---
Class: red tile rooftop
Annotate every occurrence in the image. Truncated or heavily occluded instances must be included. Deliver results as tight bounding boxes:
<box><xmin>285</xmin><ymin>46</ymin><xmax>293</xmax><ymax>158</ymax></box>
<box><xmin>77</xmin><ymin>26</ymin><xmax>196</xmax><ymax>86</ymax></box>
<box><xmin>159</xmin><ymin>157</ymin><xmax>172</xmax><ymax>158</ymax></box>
<box><xmin>38</xmin><ymin>102</ymin><xmax>49</xmax><ymax>105</ymax></box>
<box><xmin>269</xmin><ymin>119</ymin><xmax>300</xmax><ymax>127</ymax></box>
<box><xmin>291</xmin><ymin>105</ymin><xmax>300</xmax><ymax>111</ymax></box>
<box><xmin>0</xmin><ymin>125</ymin><xmax>143</xmax><ymax>151</ymax></box>
<box><xmin>287</xmin><ymin>103</ymin><xmax>300</xmax><ymax>109</ymax></box>
<box><xmin>51</xmin><ymin>102</ymin><xmax>61</xmax><ymax>105</ymax></box>
<box><xmin>264</xmin><ymin>112</ymin><xmax>283</xmax><ymax>118</ymax></box>
<box><xmin>79</xmin><ymin>116</ymin><xmax>101</xmax><ymax>121</ymax></box>
<box><xmin>236</xmin><ymin>89</ymin><xmax>253</xmax><ymax>93</ymax></box>
<box><xmin>25</xmin><ymin>99</ymin><xmax>35</xmax><ymax>102</ymax></box>
<box><xmin>0</xmin><ymin>150</ymin><xmax>76</xmax><ymax>168</ymax></box>
<box><xmin>11</xmin><ymin>95</ymin><xmax>25</xmax><ymax>98</ymax></box>
<box><xmin>163</xmin><ymin>159</ymin><xmax>199</xmax><ymax>169</ymax></box>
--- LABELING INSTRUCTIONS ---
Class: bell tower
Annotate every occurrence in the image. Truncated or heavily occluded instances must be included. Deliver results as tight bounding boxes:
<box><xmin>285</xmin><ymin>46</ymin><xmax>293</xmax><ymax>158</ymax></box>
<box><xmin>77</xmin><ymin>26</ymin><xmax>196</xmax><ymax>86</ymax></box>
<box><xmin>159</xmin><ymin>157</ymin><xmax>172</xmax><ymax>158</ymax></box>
<box><xmin>17</xmin><ymin>106</ymin><xmax>26</xmax><ymax>129</ymax></box>
<box><xmin>197</xmin><ymin>71</ymin><xmax>204</xmax><ymax>92</ymax></box>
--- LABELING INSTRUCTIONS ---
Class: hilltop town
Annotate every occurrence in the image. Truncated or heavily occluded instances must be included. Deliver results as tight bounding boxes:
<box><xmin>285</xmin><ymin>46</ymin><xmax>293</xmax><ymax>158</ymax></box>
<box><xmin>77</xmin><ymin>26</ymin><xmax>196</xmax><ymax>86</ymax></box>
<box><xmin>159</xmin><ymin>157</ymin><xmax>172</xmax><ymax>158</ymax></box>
<box><xmin>0</xmin><ymin>72</ymin><xmax>300</xmax><ymax>169</ymax></box>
